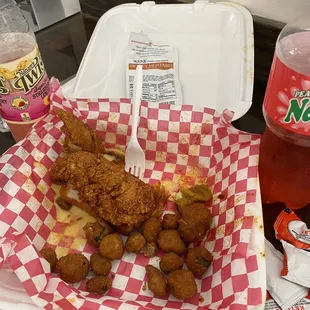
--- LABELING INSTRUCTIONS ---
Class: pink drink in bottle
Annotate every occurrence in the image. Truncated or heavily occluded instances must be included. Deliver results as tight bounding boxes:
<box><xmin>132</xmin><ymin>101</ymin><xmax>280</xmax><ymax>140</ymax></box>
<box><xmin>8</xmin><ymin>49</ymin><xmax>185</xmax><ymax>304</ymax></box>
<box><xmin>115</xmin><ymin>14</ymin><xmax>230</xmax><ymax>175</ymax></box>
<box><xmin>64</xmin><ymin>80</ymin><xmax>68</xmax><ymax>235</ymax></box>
<box><xmin>0</xmin><ymin>0</ymin><xmax>50</xmax><ymax>141</ymax></box>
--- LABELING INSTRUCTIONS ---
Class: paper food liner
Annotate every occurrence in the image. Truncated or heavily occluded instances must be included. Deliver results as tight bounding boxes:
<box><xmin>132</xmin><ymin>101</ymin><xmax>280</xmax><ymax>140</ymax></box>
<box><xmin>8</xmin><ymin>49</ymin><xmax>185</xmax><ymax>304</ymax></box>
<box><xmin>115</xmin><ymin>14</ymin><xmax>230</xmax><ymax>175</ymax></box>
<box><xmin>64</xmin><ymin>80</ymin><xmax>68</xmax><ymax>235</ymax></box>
<box><xmin>0</xmin><ymin>79</ymin><xmax>263</xmax><ymax>309</ymax></box>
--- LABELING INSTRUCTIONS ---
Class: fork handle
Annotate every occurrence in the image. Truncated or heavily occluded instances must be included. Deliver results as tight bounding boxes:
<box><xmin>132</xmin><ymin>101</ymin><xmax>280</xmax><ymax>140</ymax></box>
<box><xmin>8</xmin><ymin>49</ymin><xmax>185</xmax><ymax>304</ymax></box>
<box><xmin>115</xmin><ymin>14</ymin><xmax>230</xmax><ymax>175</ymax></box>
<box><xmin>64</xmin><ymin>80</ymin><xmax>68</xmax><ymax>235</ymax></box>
<box><xmin>132</xmin><ymin>65</ymin><xmax>143</xmax><ymax>140</ymax></box>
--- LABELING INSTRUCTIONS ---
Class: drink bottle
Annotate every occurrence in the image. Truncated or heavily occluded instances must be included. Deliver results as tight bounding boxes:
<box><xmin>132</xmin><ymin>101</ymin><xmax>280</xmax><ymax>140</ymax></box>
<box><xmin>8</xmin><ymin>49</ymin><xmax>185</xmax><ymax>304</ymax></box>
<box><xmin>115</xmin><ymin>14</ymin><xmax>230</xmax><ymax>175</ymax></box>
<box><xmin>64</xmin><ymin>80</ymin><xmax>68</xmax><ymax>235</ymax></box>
<box><xmin>0</xmin><ymin>0</ymin><xmax>50</xmax><ymax>142</ymax></box>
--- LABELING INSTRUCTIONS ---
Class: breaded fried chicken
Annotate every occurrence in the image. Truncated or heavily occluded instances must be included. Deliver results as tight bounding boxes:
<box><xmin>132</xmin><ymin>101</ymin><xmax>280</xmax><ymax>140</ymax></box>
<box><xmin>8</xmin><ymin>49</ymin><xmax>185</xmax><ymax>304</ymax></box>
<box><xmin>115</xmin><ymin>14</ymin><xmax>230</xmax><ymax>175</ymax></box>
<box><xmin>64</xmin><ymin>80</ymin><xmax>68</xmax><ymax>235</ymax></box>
<box><xmin>57</xmin><ymin>110</ymin><xmax>105</xmax><ymax>154</ymax></box>
<box><xmin>51</xmin><ymin>151</ymin><xmax>166</xmax><ymax>226</ymax></box>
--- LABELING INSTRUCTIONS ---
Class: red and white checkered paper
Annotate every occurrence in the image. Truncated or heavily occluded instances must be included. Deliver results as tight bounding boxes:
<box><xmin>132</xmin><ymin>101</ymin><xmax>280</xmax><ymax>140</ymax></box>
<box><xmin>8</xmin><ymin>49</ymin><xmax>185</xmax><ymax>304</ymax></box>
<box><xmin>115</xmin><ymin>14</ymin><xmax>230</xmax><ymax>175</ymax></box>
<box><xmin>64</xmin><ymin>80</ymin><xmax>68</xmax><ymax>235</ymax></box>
<box><xmin>0</xmin><ymin>80</ymin><xmax>264</xmax><ymax>310</ymax></box>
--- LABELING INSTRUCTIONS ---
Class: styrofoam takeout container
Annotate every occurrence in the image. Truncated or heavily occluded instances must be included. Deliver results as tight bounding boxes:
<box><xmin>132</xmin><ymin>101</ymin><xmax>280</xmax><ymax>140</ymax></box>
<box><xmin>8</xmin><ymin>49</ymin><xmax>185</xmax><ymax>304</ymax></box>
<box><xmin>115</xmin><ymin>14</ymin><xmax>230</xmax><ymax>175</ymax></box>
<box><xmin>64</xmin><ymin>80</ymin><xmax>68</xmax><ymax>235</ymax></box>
<box><xmin>72</xmin><ymin>0</ymin><xmax>254</xmax><ymax>120</ymax></box>
<box><xmin>0</xmin><ymin>1</ymin><xmax>260</xmax><ymax>309</ymax></box>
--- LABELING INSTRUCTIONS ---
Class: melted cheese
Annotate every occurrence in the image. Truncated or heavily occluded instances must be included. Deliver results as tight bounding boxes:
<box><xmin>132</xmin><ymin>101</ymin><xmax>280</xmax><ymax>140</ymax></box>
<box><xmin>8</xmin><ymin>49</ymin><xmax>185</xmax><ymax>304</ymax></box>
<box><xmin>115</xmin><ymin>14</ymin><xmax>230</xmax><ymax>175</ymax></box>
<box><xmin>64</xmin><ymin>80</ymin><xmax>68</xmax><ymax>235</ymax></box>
<box><xmin>48</xmin><ymin>184</ymin><xmax>96</xmax><ymax>256</ymax></box>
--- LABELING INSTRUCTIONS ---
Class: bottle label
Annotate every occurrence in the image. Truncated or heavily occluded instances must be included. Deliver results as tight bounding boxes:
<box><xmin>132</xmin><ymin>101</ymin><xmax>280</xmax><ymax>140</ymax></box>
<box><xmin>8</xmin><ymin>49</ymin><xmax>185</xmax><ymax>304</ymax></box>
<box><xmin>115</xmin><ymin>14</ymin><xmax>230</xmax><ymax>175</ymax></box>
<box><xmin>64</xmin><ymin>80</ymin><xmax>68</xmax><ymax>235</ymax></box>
<box><xmin>0</xmin><ymin>45</ymin><xmax>50</xmax><ymax>122</ymax></box>
<box><xmin>264</xmin><ymin>54</ymin><xmax>310</xmax><ymax>136</ymax></box>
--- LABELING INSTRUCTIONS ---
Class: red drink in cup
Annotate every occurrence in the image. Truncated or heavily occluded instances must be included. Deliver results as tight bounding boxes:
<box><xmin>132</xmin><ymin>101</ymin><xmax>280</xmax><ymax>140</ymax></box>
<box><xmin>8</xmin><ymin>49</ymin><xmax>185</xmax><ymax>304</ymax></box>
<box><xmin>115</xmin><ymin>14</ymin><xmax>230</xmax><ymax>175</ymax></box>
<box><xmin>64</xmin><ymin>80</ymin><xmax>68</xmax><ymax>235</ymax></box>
<box><xmin>259</xmin><ymin>14</ymin><xmax>310</xmax><ymax>209</ymax></box>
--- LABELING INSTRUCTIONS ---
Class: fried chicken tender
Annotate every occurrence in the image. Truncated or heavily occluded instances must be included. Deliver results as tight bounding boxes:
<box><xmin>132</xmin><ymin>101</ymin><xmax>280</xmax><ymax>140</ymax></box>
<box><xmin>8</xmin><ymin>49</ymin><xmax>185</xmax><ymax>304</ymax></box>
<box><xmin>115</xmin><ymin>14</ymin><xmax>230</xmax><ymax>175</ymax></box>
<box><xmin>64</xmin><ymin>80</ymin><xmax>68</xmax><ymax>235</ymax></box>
<box><xmin>157</xmin><ymin>230</ymin><xmax>187</xmax><ymax>255</ymax></box>
<box><xmin>90</xmin><ymin>253</ymin><xmax>112</xmax><ymax>276</ymax></box>
<box><xmin>57</xmin><ymin>110</ymin><xmax>105</xmax><ymax>154</ymax></box>
<box><xmin>86</xmin><ymin>276</ymin><xmax>112</xmax><ymax>294</ymax></box>
<box><xmin>160</xmin><ymin>252</ymin><xmax>184</xmax><ymax>274</ymax></box>
<box><xmin>125</xmin><ymin>232</ymin><xmax>146</xmax><ymax>253</ymax></box>
<box><xmin>99</xmin><ymin>234</ymin><xmax>124</xmax><ymax>260</ymax></box>
<box><xmin>151</xmin><ymin>190</ymin><xmax>166</xmax><ymax>218</ymax></box>
<box><xmin>186</xmin><ymin>247</ymin><xmax>213</xmax><ymax>277</ymax></box>
<box><xmin>178</xmin><ymin>203</ymin><xmax>212</xmax><ymax>243</ymax></box>
<box><xmin>51</xmin><ymin>151</ymin><xmax>166</xmax><ymax>226</ymax></box>
<box><xmin>56</xmin><ymin>253</ymin><xmax>89</xmax><ymax>283</ymax></box>
<box><xmin>145</xmin><ymin>265</ymin><xmax>168</xmax><ymax>297</ymax></box>
<box><xmin>142</xmin><ymin>218</ymin><xmax>162</xmax><ymax>243</ymax></box>
<box><xmin>167</xmin><ymin>270</ymin><xmax>197</xmax><ymax>300</ymax></box>
<box><xmin>40</xmin><ymin>247</ymin><xmax>57</xmax><ymax>271</ymax></box>
<box><xmin>163</xmin><ymin>213</ymin><xmax>180</xmax><ymax>230</ymax></box>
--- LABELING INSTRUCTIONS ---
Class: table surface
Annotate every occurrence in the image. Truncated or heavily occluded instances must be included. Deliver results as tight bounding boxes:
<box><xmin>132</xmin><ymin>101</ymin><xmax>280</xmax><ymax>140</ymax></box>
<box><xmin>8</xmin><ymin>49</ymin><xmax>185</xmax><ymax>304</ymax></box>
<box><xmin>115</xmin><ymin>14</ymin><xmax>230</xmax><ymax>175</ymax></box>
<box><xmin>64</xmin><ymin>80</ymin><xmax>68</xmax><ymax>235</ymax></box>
<box><xmin>0</xmin><ymin>12</ymin><xmax>304</xmax><ymax>254</ymax></box>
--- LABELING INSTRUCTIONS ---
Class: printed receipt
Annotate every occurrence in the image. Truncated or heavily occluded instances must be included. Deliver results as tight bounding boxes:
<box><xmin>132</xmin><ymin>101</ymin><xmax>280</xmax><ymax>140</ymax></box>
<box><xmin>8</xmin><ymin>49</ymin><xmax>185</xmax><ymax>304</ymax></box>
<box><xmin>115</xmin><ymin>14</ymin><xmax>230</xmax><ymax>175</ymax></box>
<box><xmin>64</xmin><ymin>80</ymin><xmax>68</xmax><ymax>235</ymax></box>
<box><xmin>126</xmin><ymin>32</ymin><xmax>183</xmax><ymax>105</ymax></box>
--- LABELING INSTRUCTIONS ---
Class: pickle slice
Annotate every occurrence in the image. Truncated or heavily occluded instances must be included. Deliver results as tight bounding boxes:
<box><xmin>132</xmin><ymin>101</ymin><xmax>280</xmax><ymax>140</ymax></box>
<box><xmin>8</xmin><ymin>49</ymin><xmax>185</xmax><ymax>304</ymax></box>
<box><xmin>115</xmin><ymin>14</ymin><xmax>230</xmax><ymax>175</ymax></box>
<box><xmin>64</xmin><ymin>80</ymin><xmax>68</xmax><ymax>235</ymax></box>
<box><xmin>175</xmin><ymin>184</ymin><xmax>212</xmax><ymax>209</ymax></box>
<box><xmin>181</xmin><ymin>184</ymin><xmax>212</xmax><ymax>202</ymax></box>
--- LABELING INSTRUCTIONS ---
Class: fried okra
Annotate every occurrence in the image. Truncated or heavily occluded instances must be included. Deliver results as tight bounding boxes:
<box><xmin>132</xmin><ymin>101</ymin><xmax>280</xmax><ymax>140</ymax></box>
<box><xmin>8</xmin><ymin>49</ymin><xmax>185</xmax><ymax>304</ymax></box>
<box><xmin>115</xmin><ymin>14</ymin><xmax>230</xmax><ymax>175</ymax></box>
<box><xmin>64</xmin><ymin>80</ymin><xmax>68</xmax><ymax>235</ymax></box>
<box><xmin>83</xmin><ymin>221</ymin><xmax>113</xmax><ymax>247</ymax></box>
<box><xmin>159</xmin><ymin>252</ymin><xmax>184</xmax><ymax>274</ymax></box>
<box><xmin>90</xmin><ymin>253</ymin><xmax>112</xmax><ymax>276</ymax></box>
<box><xmin>145</xmin><ymin>265</ymin><xmax>168</xmax><ymax>297</ymax></box>
<box><xmin>142</xmin><ymin>218</ymin><xmax>162</xmax><ymax>243</ymax></box>
<box><xmin>40</xmin><ymin>247</ymin><xmax>58</xmax><ymax>271</ymax></box>
<box><xmin>125</xmin><ymin>232</ymin><xmax>146</xmax><ymax>253</ymax></box>
<box><xmin>142</xmin><ymin>242</ymin><xmax>158</xmax><ymax>258</ymax></box>
<box><xmin>86</xmin><ymin>276</ymin><xmax>112</xmax><ymax>294</ymax></box>
<box><xmin>157</xmin><ymin>230</ymin><xmax>187</xmax><ymax>255</ymax></box>
<box><xmin>99</xmin><ymin>233</ymin><xmax>124</xmax><ymax>260</ymax></box>
<box><xmin>178</xmin><ymin>203</ymin><xmax>212</xmax><ymax>243</ymax></box>
<box><xmin>167</xmin><ymin>269</ymin><xmax>197</xmax><ymax>300</ymax></box>
<box><xmin>117</xmin><ymin>224</ymin><xmax>134</xmax><ymax>236</ymax></box>
<box><xmin>56</xmin><ymin>253</ymin><xmax>89</xmax><ymax>283</ymax></box>
<box><xmin>186</xmin><ymin>247</ymin><xmax>213</xmax><ymax>277</ymax></box>
<box><xmin>163</xmin><ymin>213</ymin><xmax>180</xmax><ymax>230</ymax></box>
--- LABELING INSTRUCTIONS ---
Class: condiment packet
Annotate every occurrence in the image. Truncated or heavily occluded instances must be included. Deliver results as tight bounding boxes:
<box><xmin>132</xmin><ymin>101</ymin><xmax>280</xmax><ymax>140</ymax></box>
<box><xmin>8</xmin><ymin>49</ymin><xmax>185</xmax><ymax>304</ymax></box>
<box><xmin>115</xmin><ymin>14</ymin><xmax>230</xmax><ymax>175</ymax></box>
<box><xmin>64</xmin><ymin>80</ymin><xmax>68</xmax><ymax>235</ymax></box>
<box><xmin>281</xmin><ymin>240</ymin><xmax>310</xmax><ymax>288</ymax></box>
<box><xmin>265</xmin><ymin>239</ymin><xmax>308</xmax><ymax>309</ymax></box>
<box><xmin>265</xmin><ymin>296</ymin><xmax>310</xmax><ymax>310</ymax></box>
<box><xmin>274</xmin><ymin>208</ymin><xmax>310</xmax><ymax>250</ymax></box>
<box><xmin>126</xmin><ymin>32</ymin><xmax>183</xmax><ymax>105</ymax></box>
<box><xmin>265</xmin><ymin>291</ymin><xmax>282</xmax><ymax>310</ymax></box>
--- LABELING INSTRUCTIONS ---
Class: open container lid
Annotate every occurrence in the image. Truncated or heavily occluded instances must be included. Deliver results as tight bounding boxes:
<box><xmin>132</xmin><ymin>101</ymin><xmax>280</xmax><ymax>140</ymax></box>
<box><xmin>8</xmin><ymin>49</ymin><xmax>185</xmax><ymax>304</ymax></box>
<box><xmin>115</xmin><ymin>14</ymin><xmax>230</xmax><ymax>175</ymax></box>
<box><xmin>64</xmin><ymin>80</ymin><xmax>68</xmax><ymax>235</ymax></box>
<box><xmin>73</xmin><ymin>0</ymin><xmax>254</xmax><ymax>120</ymax></box>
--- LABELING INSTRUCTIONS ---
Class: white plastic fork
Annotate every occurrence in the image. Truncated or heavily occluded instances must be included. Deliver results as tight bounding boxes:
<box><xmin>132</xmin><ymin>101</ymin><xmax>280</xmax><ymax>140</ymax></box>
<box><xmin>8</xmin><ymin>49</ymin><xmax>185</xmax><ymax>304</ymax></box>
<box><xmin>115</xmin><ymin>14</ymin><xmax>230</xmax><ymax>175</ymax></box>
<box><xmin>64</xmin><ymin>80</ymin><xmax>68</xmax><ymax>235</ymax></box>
<box><xmin>125</xmin><ymin>65</ymin><xmax>145</xmax><ymax>179</ymax></box>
